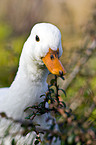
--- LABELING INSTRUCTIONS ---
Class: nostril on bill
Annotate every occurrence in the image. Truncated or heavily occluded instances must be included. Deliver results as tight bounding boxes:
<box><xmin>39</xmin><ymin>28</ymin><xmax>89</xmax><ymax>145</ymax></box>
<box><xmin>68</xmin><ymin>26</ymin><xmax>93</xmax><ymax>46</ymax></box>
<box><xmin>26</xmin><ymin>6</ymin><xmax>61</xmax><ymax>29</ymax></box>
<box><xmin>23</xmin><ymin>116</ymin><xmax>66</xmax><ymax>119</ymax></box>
<box><xmin>59</xmin><ymin>70</ymin><xmax>63</xmax><ymax>76</ymax></box>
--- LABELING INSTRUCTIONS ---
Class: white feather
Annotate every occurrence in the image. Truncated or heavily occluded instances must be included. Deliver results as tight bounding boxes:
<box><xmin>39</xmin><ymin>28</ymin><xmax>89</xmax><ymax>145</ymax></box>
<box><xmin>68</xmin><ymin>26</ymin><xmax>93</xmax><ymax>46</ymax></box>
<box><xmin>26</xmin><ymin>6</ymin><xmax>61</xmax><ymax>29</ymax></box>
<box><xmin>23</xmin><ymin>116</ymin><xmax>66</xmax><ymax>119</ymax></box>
<box><xmin>0</xmin><ymin>23</ymin><xmax>62</xmax><ymax>144</ymax></box>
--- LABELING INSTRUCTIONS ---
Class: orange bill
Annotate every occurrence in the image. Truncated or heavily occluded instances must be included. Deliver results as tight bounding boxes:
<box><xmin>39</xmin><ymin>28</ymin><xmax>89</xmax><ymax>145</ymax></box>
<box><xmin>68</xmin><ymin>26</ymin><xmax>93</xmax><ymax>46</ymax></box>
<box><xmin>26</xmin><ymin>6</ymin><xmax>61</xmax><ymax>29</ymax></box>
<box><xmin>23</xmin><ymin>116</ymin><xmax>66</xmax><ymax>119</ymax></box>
<box><xmin>42</xmin><ymin>48</ymin><xmax>66</xmax><ymax>76</ymax></box>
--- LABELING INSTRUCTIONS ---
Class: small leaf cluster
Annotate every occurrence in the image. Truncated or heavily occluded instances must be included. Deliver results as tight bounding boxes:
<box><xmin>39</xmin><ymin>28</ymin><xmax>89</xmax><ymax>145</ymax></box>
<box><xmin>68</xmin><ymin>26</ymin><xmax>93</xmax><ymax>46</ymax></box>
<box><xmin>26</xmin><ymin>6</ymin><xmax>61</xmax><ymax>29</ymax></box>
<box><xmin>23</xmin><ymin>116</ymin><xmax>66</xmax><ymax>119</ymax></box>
<box><xmin>24</xmin><ymin>75</ymin><xmax>96</xmax><ymax>144</ymax></box>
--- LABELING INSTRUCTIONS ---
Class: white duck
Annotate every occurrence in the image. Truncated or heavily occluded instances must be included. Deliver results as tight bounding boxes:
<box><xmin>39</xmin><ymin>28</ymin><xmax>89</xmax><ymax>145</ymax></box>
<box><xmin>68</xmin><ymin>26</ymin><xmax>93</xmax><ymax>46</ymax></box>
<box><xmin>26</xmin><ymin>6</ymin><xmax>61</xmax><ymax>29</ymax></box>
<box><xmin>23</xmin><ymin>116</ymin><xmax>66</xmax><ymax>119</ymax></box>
<box><xmin>0</xmin><ymin>23</ymin><xmax>66</xmax><ymax>144</ymax></box>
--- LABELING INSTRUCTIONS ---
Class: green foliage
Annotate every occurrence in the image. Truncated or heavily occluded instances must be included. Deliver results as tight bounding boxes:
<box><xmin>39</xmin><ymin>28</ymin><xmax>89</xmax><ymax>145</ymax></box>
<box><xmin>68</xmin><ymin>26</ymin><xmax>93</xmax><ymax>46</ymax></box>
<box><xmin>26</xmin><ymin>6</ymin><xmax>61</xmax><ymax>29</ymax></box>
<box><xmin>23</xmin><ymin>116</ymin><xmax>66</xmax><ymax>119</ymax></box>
<box><xmin>11</xmin><ymin>139</ymin><xmax>16</xmax><ymax>145</ymax></box>
<box><xmin>0</xmin><ymin>23</ymin><xmax>12</xmax><ymax>41</ymax></box>
<box><xmin>0</xmin><ymin>22</ymin><xmax>25</xmax><ymax>87</ymax></box>
<box><xmin>24</xmin><ymin>75</ymin><xmax>96</xmax><ymax>144</ymax></box>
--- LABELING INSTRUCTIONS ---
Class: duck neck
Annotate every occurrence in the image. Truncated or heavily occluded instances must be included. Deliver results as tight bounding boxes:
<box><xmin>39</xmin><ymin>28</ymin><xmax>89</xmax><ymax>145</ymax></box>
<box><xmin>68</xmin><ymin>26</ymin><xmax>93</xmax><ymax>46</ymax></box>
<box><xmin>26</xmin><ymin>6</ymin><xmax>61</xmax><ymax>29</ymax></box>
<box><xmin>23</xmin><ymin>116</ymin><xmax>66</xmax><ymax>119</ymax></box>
<box><xmin>14</xmin><ymin>56</ymin><xmax>49</xmax><ymax>85</ymax></box>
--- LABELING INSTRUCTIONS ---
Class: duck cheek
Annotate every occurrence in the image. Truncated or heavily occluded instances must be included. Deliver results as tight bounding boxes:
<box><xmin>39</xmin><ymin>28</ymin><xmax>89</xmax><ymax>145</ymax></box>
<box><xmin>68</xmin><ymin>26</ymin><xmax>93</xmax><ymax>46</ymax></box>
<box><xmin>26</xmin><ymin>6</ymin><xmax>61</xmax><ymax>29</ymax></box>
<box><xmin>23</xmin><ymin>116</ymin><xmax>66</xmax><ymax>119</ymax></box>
<box><xmin>42</xmin><ymin>49</ymin><xmax>66</xmax><ymax>76</ymax></box>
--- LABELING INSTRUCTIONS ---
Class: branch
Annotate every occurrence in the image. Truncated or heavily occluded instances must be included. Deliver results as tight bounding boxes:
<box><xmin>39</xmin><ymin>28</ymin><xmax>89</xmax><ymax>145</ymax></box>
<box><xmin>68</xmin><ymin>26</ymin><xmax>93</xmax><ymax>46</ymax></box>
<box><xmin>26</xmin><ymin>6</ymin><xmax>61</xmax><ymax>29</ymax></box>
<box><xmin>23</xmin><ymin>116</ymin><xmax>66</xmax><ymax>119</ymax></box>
<box><xmin>58</xmin><ymin>38</ymin><xmax>96</xmax><ymax>90</ymax></box>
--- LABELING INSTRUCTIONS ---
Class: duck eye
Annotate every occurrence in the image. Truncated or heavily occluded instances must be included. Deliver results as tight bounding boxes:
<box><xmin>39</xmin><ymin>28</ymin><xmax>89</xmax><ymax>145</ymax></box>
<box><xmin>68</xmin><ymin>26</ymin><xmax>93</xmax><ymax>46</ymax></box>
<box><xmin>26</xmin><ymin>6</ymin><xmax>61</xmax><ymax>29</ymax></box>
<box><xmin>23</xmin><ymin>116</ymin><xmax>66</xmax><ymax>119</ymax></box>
<box><xmin>35</xmin><ymin>35</ymin><xmax>40</xmax><ymax>42</ymax></box>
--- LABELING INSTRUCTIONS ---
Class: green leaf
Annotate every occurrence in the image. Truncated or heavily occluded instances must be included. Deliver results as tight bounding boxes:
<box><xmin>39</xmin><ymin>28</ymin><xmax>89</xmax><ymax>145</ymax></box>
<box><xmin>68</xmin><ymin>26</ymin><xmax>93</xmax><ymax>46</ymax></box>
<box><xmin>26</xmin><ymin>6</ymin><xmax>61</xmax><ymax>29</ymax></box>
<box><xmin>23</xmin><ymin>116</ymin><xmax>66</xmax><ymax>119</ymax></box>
<box><xmin>50</xmin><ymin>79</ymin><xmax>55</xmax><ymax>85</ymax></box>
<box><xmin>48</xmin><ymin>84</ymin><xmax>53</xmax><ymax>88</ymax></box>
<box><xmin>61</xmin><ymin>140</ymin><xmax>65</xmax><ymax>145</ymax></box>
<box><xmin>61</xmin><ymin>101</ymin><xmax>66</xmax><ymax>108</ymax></box>
<box><xmin>40</xmin><ymin>94</ymin><xmax>45</xmax><ymax>98</ymax></box>
<box><xmin>59</xmin><ymin>76</ymin><xmax>65</xmax><ymax>80</ymax></box>
<box><xmin>36</xmin><ymin>136</ymin><xmax>40</xmax><ymax>140</ymax></box>
<box><xmin>59</xmin><ymin>88</ymin><xmax>66</xmax><ymax>97</ymax></box>
<box><xmin>38</xmin><ymin>102</ymin><xmax>45</xmax><ymax>107</ymax></box>
<box><xmin>25</xmin><ymin>113</ymin><xmax>34</xmax><ymax>119</ymax></box>
<box><xmin>49</xmin><ymin>88</ymin><xmax>54</xmax><ymax>93</ymax></box>
<box><xmin>24</xmin><ymin>106</ymin><xmax>32</xmax><ymax>112</ymax></box>
<box><xmin>35</xmin><ymin>140</ymin><xmax>40</xmax><ymax>145</ymax></box>
<box><xmin>11</xmin><ymin>138</ymin><xmax>16</xmax><ymax>145</ymax></box>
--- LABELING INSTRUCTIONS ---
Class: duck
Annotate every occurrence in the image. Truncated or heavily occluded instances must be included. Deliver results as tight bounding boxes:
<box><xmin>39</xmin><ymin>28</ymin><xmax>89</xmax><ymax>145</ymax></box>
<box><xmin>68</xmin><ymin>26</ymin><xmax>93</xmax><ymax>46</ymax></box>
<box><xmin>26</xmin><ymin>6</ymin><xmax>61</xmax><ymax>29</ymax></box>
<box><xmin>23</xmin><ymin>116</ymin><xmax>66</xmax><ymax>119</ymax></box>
<box><xmin>0</xmin><ymin>23</ymin><xmax>66</xmax><ymax>144</ymax></box>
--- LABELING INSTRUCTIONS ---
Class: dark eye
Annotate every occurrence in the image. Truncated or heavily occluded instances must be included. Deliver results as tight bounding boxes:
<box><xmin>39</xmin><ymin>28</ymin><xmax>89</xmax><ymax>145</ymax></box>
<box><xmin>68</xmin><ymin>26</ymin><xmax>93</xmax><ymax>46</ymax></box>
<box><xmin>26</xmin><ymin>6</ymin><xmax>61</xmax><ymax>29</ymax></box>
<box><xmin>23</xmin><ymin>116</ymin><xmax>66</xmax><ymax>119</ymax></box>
<box><xmin>35</xmin><ymin>35</ymin><xmax>40</xmax><ymax>42</ymax></box>
<box><xmin>50</xmin><ymin>54</ymin><xmax>54</xmax><ymax>60</ymax></box>
<box><xmin>55</xmin><ymin>52</ymin><xmax>59</xmax><ymax>58</ymax></box>
<box><xmin>57</xmin><ymin>52</ymin><xmax>59</xmax><ymax>55</ymax></box>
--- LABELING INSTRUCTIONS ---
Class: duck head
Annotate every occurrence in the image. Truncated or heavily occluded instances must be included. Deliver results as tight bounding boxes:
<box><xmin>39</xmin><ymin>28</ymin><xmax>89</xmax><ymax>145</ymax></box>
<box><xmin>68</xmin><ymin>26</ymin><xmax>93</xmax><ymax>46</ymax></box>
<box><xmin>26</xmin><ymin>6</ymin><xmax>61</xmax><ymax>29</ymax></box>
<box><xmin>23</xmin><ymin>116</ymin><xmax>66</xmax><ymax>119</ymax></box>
<box><xmin>22</xmin><ymin>23</ymin><xmax>66</xmax><ymax>76</ymax></box>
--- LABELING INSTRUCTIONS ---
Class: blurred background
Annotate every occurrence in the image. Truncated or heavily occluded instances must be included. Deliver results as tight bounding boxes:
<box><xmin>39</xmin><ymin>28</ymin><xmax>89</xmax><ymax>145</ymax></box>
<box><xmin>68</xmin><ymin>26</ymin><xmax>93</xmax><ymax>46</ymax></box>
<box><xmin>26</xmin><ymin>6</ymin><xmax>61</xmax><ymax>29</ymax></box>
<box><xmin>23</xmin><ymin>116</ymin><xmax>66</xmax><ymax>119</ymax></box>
<box><xmin>0</xmin><ymin>0</ymin><xmax>96</xmax><ymax>128</ymax></box>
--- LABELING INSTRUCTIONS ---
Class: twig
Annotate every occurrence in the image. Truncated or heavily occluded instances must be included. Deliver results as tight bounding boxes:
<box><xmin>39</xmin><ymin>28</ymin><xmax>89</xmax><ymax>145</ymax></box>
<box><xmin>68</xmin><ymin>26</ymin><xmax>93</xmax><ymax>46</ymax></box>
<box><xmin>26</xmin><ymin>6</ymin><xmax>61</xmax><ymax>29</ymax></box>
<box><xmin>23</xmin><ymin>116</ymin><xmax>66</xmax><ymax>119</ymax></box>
<box><xmin>58</xmin><ymin>38</ymin><xmax>96</xmax><ymax>90</ymax></box>
<box><xmin>0</xmin><ymin>112</ymin><xmax>61</xmax><ymax>138</ymax></box>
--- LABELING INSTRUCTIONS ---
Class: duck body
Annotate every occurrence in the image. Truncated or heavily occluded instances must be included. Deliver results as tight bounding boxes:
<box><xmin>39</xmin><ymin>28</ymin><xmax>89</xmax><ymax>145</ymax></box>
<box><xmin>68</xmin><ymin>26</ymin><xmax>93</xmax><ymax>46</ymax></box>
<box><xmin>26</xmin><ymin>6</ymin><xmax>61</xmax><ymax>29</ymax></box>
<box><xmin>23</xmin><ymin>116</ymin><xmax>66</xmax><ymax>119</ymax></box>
<box><xmin>0</xmin><ymin>68</ymin><xmax>48</xmax><ymax>120</ymax></box>
<box><xmin>0</xmin><ymin>23</ymin><xmax>66</xmax><ymax>144</ymax></box>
